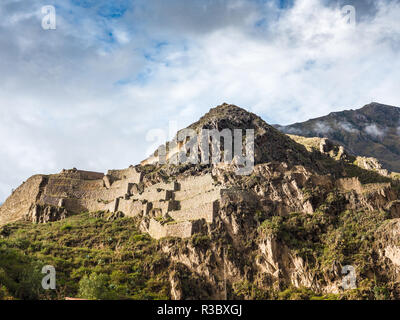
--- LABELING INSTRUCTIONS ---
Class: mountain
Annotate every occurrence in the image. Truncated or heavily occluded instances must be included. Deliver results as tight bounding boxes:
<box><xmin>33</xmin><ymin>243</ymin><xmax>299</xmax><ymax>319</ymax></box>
<box><xmin>142</xmin><ymin>103</ymin><xmax>329</xmax><ymax>172</ymax></box>
<box><xmin>1</xmin><ymin>103</ymin><xmax>400</xmax><ymax>300</ymax></box>
<box><xmin>274</xmin><ymin>102</ymin><xmax>400</xmax><ymax>172</ymax></box>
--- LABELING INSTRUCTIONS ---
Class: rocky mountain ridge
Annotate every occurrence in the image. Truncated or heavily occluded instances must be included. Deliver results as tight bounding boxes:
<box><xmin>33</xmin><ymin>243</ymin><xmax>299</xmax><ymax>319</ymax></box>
<box><xmin>274</xmin><ymin>102</ymin><xmax>400</xmax><ymax>172</ymax></box>
<box><xmin>1</xmin><ymin>103</ymin><xmax>400</xmax><ymax>300</ymax></box>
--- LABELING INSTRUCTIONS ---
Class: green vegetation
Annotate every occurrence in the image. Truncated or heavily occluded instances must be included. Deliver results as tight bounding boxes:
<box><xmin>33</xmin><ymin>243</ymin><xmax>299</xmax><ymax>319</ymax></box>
<box><xmin>60</xmin><ymin>224</ymin><xmax>73</xmax><ymax>232</ymax></box>
<box><xmin>154</xmin><ymin>215</ymin><xmax>174</xmax><ymax>225</ymax></box>
<box><xmin>287</xmin><ymin>135</ymin><xmax>322</xmax><ymax>153</ymax></box>
<box><xmin>78</xmin><ymin>273</ymin><xmax>120</xmax><ymax>300</ymax></box>
<box><xmin>0</xmin><ymin>213</ymin><xmax>171</xmax><ymax>300</ymax></box>
<box><xmin>232</xmin><ymin>282</ymin><xmax>340</xmax><ymax>300</ymax></box>
<box><xmin>0</xmin><ymin>245</ymin><xmax>43</xmax><ymax>299</ymax></box>
<box><xmin>278</xmin><ymin>287</ymin><xmax>339</xmax><ymax>300</ymax></box>
<box><xmin>232</xmin><ymin>280</ymin><xmax>270</xmax><ymax>299</ymax></box>
<box><xmin>344</xmin><ymin>163</ymin><xmax>391</xmax><ymax>184</ymax></box>
<box><xmin>260</xmin><ymin>205</ymin><xmax>392</xmax><ymax>299</ymax></box>
<box><xmin>190</xmin><ymin>234</ymin><xmax>211</xmax><ymax>250</ymax></box>
<box><xmin>261</xmin><ymin>209</ymin><xmax>389</xmax><ymax>271</ymax></box>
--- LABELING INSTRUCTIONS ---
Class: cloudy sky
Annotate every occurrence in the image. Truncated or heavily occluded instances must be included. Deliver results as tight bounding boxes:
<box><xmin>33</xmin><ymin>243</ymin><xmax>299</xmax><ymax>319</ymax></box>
<box><xmin>0</xmin><ymin>0</ymin><xmax>399</xmax><ymax>201</ymax></box>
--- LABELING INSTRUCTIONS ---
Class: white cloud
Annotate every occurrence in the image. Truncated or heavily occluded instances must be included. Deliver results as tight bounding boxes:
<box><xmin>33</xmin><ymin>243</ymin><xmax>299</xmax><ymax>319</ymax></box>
<box><xmin>364</xmin><ymin>124</ymin><xmax>386</xmax><ymax>138</ymax></box>
<box><xmin>0</xmin><ymin>0</ymin><xmax>400</xmax><ymax>201</ymax></box>
<box><xmin>314</xmin><ymin>122</ymin><xmax>333</xmax><ymax>134</ymax></box>
<box><xmin>337</xmin><ymin>121</ymin><xmax>359</xmax><ymax>133</ymax></box>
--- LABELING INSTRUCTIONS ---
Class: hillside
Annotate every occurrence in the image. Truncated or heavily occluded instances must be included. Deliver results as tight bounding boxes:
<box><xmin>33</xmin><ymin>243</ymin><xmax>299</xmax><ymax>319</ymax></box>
<box><xmin>274</xmin><ymin>103</ymin><xmax>400</xmax><ymax>172</ymax></box>
<box><xmin>1</xmin><ymin>103</ymin><xmax>400</xmax><ymax>300</ymax></box>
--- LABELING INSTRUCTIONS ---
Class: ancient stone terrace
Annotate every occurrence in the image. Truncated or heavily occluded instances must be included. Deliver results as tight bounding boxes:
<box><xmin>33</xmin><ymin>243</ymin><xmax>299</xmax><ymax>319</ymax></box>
<box><xmin>0</xmin><ymin>165</ymin><xmax>225</xmax><ymax>239</ymax></box>
<box><xmin>111</xmin><ymin>174</ymin><xmax>223</xmax><ymax>239</ymax></box>
<box><xmin>38</xmin><ymin>167</ymin><xmax>143</xmax><ymax>215</ymax></box>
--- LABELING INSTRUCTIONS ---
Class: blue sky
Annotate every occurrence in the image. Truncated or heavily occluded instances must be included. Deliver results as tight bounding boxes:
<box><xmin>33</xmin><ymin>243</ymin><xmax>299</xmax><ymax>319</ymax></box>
<box><xmin>0</xmin><ymin>0</ymin><xmax>399</xmax><ymax>201</ymax></box>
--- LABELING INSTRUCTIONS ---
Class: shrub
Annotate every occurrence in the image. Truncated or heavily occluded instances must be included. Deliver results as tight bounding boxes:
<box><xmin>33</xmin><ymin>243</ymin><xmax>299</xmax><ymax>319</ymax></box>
<box><xmin>233</xmin><ymin>281</ymin><xmax>270</xmax><ymax>300</ymax></box>
<box><xmin>78</xmin><ymin>273</ymin><xmax>120</xmax><ymax>300</ymax></box>
<box><xmin>0</xmin><ymin>213</ymin><xmax>173</xmax><ymax>300</ymax></box>
<box><xmin>60</xmin><ymin>224</ymin><xmax>73</xmax><ymax>232</ymax></box>
<box><xmin>260</xmin><ymin>216</ymin><xmax>283</xmax><ymax>236</ymax></box>
<box><xmin>278</xmin><ymin>287</ymin><xmax>315</xmax><ymax>300</ymax></box>
<box><xmin>254</xmin><ymin>210</ymin><xmax>268</xmax><ymax>224</ymax></box>
<box><xmin>190</xmin><ymin>234</ymin><xmax>211</xmax><ymax>249</ymax></box>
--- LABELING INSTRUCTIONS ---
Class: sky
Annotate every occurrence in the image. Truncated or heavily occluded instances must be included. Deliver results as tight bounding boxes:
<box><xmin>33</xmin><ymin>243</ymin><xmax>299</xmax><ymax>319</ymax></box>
<box><xmin>0</xmin><ymin>0</ymin><xmax>399</xmax><ymax>201</ymax></box>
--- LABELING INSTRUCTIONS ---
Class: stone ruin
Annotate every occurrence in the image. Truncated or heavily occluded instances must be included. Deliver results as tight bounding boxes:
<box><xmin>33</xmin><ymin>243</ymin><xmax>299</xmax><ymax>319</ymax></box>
<box><xmin>0</xmin><ymin>166</ymin><xmax>226</xmax><ymax>240</ymax></box>
<box><xmin>93</xmin><ymin>171</ymin><xmax>223</xmax><ymax>240</ymax></box>
<box><xmin>128</xmin><ymin>175</ymin><xmax>222</xmax><ymax>239</ymax></box>
<box><xmin>3</xmin><ymin>161</ymin><xmax>399</xmax><ymax>241</ymax></box>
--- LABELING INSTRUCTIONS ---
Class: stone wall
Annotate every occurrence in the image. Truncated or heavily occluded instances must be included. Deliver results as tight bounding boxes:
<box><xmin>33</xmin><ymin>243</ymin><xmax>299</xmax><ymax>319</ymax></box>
<box><xmin>0</xmin><ymin>169</ymin><xmax>224</xmax><ymax>240</ymax></box>
<box><xmin>165</xmin><ymin>221</ymin><xmax>194</xmax><ymax>238</ymax></box>
<box><xmin>117</xmin><ymin>199</ymin><xmax>144</xmax><ymax>217</ymax></box>
<box><xmin>336</xmin><ymin>177</ymin><xmax>392</xmax><ymax>195</ymax></box>
<box><xmin>136</xmin><ymin>174</ymin><xmax>221</xmax><ymax>238</ymax></box>
<box><xmin>176</xmin><ymin>189</ymin><xmax>221</xmax><ymax>210</ymax></box>
<box><xmin>178</xmin><ymin>174</ymin><xmax>215</xmax><ymax>193</ymax></box>
<box><xmin>120</xmin><ymin>174</ymin><xmax>222</xmax><ymax>239</ymax></box>
<box><xmin>60</xmin><ymin>169</ymin><xmax>104</xmax><ymax>180</ymax></box>
<box><xmin>133</xmin><ymin>188</ymin><xmax>172</xmax><ymax>202</ymax></box>
<box><xmin>41</xmin><ymin>176</ymin><xmax>126</xmax><ymax>213</ymax></box>
<box><xmin>63</xmin><ymin>198</ymin><xmax>109</xmax><ymax>214</ymax></box>
<box><xmin>0</xmin><ymin>167</ymin><xmax>146</xmax><ymax>226</ymax></box>
<box><xmin>168</xmin><ymin>201</ymin><xmax>218</xmax><ymax>223</ymax></box>
<box><xmin>148</xmin><ymin>219</ymin><xmax>194</xmax><ymax>239</ymax></box>
<box><xmin>148</xmin><ymin>219</ymin><xmax>167</xmax><ymax>239</ymax></box>
<box><xmin>107</xmin><ymin>166</ymin><xmax>143</xmax><ymax>184</ymax></box>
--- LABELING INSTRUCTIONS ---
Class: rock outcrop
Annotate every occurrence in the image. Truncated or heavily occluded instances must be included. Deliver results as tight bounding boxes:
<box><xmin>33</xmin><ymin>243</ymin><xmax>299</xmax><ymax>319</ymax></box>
<box><xmin>26</xmin><ymin>204</ymin><xmax>69</xmax><ymax>224</ymax></box>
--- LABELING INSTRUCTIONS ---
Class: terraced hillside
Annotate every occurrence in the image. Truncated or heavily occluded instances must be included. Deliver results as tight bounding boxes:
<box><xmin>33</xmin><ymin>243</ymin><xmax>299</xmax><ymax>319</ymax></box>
<box><xmin>2</xmin><ymin>103</ymin><xmax>400</xmax><ymax>300</ymax></box>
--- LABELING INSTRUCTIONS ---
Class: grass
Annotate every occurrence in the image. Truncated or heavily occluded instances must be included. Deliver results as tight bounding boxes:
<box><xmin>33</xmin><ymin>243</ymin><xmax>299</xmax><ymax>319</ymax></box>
<box><xmin>0</xmin><ymin>213</ymin><xmax>171</xmax><ymax>300</ymax></box>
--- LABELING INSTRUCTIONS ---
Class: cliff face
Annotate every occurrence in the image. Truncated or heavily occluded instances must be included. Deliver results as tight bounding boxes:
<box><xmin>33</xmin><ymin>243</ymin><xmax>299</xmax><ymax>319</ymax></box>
<box><xmin>0</xmin><ymin>175</ymin><xmax>46</xmax><ymax>226</ymax></box>
<box><xmin>275</xmin><ymin>103</ymin><xmax>400</xmax><ymax>172</ymax></box>
<box><xmin>1</xmin><ymin>103</ymin><xmax>400</xmax><ymax>300</ymax></box>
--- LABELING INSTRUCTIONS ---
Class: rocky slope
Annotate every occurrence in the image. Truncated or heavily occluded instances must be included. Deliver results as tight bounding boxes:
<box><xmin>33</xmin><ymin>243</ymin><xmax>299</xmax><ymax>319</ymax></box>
<box><xmin>274</xmin><ymin>102</ymin><xmax>400</xmax><ymax>172</ymax></box>
<box><xmin>1</xmin><ymin>103</ymin><xmax>400</xmax><ymax>300</ymax></box>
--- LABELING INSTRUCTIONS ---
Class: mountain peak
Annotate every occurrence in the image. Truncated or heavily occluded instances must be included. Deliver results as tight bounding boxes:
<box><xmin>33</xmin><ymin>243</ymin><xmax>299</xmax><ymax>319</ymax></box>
<box><xmin>187</xmin><ymin>103</ymin><xmax>263</xmax><ymax>132</ymax></box>
<box><xmin>275</xmin><ymin>102</ymin><xmax>400</xmax><ymax>172</ymax></box>
<box><xmin>359</xmin><ymin>102</ymin><xmax>400</xmax><ymax>119</ymax></box>
<box><xmin>363</xmin><ymin>102</ymin><xmax>398</xmax><ymax>109</ymax></box>
<box><xmin>143</xmin><ymin>103</ymin><xmax>320</xmax><ymax>170</ymax></box>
